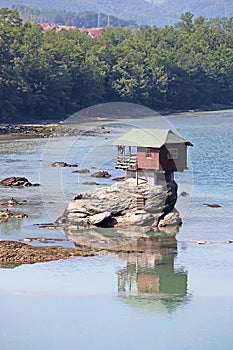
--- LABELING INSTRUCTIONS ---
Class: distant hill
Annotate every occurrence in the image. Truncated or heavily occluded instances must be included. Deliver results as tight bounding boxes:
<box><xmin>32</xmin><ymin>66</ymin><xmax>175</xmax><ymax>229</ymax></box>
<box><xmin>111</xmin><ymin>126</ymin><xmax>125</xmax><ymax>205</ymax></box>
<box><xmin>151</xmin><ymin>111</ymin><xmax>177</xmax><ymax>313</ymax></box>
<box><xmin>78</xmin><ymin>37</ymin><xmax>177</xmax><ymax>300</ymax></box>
<box><xmin>0</xmin><ymin>0</ymin><xmax>233</xmax><ymax>26</ymax></box>
<box><xmin>12</xmin><ymin>5</ymin><xmax>136</xmax><ymax>28</ymax></box>
<box><xmin>0</xmin><ymin>0</ymin><xmax>177</xmax><ymax>26</ymax></box>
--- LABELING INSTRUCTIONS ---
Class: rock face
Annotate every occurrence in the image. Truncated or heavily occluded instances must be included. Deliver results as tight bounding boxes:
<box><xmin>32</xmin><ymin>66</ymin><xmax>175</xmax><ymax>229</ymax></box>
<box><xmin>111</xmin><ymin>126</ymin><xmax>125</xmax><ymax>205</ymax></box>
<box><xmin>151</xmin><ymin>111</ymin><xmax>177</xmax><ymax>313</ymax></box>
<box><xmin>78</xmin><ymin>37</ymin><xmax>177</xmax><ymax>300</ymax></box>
<box><xmin>56</xmin><ymin>178</ymin><xmax>181</xmax><ymax>232</ymax></box>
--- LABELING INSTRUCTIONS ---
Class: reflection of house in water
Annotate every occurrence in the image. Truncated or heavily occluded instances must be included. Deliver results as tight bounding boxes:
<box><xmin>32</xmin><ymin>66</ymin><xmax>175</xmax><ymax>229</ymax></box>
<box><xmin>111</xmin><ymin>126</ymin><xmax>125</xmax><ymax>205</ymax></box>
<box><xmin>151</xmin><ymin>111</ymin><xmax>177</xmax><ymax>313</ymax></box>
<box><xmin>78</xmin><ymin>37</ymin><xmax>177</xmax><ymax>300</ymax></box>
<box><xmin>117</xmin><ymin>236</ymin><xmax>189</xmax><ymax>312</ymax></box>
<box><xmin>68</xmin><ymin>228</ymin><xmax>189</xmax><ymax>312</ymax></box>
<box><xmin>118</xmin><ymin>237</ymin><xmax>187</xmax><ymax>296</ymax></box>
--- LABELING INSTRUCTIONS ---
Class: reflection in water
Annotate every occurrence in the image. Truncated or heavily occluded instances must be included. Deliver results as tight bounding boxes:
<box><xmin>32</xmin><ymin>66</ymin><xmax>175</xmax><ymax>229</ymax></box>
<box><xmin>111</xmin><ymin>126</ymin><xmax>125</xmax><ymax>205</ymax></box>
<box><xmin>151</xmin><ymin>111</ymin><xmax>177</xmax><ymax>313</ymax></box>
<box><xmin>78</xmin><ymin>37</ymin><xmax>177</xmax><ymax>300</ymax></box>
<box><xmin>0</xmin><ymin>218</ymin><xmax>23</xmax><ymax>234</ymax></box>
<box><xmin>67</xmin><ymin>228</ymin><xmax>190</xmax><ymax>312</ymax></box>
<box><xmin>116</xmin><ymin>236</ymin><xmax>189</xmax><ymax>312</ymax></box>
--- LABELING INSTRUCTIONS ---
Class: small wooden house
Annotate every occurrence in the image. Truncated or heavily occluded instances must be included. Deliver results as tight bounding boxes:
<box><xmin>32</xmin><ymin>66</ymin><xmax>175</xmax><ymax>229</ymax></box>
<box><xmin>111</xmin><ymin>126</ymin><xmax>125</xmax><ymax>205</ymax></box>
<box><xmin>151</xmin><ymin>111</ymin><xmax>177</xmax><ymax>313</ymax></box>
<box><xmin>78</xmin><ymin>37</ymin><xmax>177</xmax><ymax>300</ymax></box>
<box><xmin>112</xmin><ymin>128</ymin><xmax>193</xmax><ymax>185</ymax></box>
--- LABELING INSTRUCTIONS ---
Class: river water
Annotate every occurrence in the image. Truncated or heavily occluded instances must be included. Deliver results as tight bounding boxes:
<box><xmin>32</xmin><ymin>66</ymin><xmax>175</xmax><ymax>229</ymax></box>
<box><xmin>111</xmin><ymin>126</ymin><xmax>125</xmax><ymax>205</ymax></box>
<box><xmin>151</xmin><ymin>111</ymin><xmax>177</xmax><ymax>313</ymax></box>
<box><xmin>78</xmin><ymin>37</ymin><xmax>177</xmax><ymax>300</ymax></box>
<box><xmin>0</xmin><ymin>110</ymin><xmax>233</xmax><ymax>350</ymax></box>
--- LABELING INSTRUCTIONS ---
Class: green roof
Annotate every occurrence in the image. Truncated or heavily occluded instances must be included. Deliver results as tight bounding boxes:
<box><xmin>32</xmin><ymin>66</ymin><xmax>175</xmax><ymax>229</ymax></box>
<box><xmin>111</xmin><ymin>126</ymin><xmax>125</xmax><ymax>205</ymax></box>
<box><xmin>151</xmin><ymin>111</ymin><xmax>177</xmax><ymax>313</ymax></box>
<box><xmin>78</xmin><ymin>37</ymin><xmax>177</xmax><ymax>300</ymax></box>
<box><xmin>112</xmin><ymin>128</ymin><xmax>193</xmax><ymax>148</ymax></box>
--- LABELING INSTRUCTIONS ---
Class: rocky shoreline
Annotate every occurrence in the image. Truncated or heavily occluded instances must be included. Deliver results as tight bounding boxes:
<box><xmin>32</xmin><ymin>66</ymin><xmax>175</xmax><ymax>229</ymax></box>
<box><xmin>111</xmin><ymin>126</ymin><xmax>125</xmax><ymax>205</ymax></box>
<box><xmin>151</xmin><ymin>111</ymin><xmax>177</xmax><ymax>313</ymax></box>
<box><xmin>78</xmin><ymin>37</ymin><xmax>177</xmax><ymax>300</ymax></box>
<box><xmin>0</xmin><ymin>124</ymin><xmax>86</xmax><ymax>139</ymax></box>
<box><xmin>1</xmin><ymin>107</ymin><xmax>232</xmax><ymax>140</ymax></box>
<box><xmin>0</xmin><ymin>123</ymin><xmax>110</xmax><ymax>139</ymax></box>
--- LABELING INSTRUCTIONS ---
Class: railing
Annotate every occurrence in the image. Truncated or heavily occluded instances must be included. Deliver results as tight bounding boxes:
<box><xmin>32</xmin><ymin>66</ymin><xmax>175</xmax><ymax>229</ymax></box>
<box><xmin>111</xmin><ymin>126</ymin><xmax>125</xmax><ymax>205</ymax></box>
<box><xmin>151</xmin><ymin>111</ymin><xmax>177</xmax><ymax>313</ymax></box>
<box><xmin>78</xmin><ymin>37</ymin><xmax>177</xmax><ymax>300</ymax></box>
<box><xmin>116</xmin><ymin>155</ymin><xmax>137</xmax><ymax>170</ymax></box>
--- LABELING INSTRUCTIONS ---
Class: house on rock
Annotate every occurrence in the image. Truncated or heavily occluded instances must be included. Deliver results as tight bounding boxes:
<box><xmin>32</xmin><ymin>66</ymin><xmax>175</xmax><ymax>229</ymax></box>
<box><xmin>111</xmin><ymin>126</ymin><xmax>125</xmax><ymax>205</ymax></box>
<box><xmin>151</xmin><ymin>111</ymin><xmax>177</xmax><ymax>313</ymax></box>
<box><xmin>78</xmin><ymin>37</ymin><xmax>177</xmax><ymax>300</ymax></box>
<box><xmin>112</xmin><ymin>128</ymin><xmax>193</xmax><ymax>186</ymax></box>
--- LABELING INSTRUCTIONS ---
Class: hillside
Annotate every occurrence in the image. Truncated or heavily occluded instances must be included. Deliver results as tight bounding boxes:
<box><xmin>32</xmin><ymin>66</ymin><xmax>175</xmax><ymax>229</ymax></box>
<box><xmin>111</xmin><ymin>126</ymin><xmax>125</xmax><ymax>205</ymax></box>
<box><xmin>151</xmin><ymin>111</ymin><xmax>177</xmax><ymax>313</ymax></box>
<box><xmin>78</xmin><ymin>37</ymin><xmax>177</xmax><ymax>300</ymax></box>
<box><xmin>0</xmin><ymin>0</ymin><xmax>233</xmax><ymax>26</ymax></box>
<box><xmin>1</xmin><ymin>8</ymin><xmax>233</xmax><ymax>122</ymax></box>
<box><xmin>12</xmin><ymin>5</ymin><xmax>136</xmax><ymax>28</ymax></box>
<box><xmin>159</xmin><ymin>0</ymin><xmax>233</xmax><ymax>20</ymax></box>
<box><xmin>0</xmin><ymin>0</ymin><xmax>177</xmax><ymax>26</ymax></box>
<box><xmin>1</xmin><ymin>0</ymin><xmax>233</xmax><ymax>26</ymax></box>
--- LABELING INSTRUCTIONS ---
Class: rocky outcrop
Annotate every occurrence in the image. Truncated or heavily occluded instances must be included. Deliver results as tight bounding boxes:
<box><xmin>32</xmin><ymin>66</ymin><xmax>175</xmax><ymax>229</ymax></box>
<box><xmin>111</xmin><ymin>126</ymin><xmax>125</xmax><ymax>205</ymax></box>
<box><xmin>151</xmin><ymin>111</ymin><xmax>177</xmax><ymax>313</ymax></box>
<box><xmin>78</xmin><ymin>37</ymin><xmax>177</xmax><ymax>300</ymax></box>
<box><xmin>0</xmin><ymin>177</ymin><xmax>39</xmax><ymax>187</ymax></box>
<box><xmin>56</xmin><ymin>178</ymin><xmax>181</xmax><ymax>233</ymax></box>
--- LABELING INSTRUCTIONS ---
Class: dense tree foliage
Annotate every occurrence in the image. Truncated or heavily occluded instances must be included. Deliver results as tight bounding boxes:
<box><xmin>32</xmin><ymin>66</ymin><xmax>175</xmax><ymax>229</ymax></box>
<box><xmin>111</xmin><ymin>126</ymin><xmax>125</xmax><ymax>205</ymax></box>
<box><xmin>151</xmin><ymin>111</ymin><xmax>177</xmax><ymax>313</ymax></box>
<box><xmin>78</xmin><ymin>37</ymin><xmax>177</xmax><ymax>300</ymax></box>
<box><xmin>12</xmin><ymin>5</ymin><xmax>136</xmax><ymax>29</ymax></box>
<box><xmin>1</xmin><ymin>9</ymin><xmax>233</xmax><ymax>122</ymax></box>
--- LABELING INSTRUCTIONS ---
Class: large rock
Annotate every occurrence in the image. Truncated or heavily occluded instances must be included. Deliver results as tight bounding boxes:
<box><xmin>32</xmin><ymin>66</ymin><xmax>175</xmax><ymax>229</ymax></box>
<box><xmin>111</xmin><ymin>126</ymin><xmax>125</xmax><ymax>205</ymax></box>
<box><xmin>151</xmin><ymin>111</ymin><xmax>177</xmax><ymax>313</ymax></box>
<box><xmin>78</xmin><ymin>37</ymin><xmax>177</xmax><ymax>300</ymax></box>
<box><xmin>56</xmin><ymin>178</ymin><xmax>181</xmax><ymax>232</ymax></box>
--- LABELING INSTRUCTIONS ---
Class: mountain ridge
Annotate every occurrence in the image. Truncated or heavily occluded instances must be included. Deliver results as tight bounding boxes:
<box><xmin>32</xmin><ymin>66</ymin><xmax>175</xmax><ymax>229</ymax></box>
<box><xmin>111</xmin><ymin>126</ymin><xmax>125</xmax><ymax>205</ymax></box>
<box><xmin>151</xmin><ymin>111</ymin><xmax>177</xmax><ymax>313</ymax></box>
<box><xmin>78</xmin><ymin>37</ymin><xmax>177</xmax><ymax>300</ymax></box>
<box><xmin>0</xmin><ymin>0</ymin><xmax>232</xmax><ymax>26</ymax></box>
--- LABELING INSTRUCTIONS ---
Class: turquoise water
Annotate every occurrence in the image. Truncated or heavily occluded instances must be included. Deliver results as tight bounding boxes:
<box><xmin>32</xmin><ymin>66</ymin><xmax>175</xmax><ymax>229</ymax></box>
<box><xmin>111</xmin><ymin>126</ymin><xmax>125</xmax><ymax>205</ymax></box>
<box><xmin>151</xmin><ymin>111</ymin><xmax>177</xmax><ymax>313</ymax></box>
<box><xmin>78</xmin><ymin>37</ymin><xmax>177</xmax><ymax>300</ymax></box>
<box><xmin>0</xmin><ymin>110</ymin><xmax>233</xmax><ymax>349</ymax></box>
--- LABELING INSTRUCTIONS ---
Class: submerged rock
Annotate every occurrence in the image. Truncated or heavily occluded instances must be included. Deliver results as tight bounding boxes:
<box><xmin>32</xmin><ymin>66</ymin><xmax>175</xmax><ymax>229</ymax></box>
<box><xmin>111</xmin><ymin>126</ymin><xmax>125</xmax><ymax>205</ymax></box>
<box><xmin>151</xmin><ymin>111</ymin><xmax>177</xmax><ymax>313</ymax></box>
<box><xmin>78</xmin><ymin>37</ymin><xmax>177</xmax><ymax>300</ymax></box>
<box><xmin>72</xmin><ymin>169</ymin><xmax>90</xmax><ymax>174</ymax></box>
<box><xmin>56</xmin><ymin>178</ymin><xmax>180</xmax><ymax>233</ymax></box>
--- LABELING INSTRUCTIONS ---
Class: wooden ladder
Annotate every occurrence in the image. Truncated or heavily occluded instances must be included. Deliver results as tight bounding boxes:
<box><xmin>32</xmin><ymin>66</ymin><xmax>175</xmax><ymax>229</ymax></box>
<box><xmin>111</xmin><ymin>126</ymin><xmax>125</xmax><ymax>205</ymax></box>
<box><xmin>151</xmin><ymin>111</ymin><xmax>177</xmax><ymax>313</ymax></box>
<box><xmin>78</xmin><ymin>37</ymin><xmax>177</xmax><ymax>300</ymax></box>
<box><xmin>136</xmin><ymin>196</ymin><xmax>145</xmax><ymax>210</ymax></box>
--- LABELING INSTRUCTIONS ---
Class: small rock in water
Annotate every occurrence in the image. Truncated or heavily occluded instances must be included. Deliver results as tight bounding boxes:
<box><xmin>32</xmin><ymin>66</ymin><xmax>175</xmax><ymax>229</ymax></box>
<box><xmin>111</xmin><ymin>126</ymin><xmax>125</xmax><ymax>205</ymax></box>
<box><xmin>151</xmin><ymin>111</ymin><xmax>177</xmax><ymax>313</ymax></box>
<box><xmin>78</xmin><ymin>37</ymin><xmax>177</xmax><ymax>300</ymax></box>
<box><xmin>0</xmin><ymin>209</ymin><xmax>28</xmax><ymax>220</ymax></box>
<box><xmin>203</xmin><ymin>203</ymin><xmax>221</xmax><ymax>208</ymax></box>
<box><xmin>112</xmin><ymin>176</ymin><xmax>126</xmax><ymax>182</ymax></box>
<box><xmin>2</xmin><ymin>197</ymin><xmax>19</xmax><ymax>206</ymax></box>
<box><xmin>72</xmin><ymin>169</ymin><xmax>90</xmax><ymax>174</ymax></box>
<box><xmin>91</xmin><ymin>171</ymin><xmax>111</xmax><ymax>178</ymax></box>
<box><xmin>83</xmin><ymin>181</ymin><xmax>99</xmax><ymax>185</ymax></box>
<box><xmin>189</xmin><ymin>240</ymin><xmax>210</xmax><ymax>244</ymax></box>
<box><xmin>15</xmin><ymin>213</ymin><xmax>28</xmax><ymax>219</ymax></box>
<box><xmin>52</xmin><ymin>162</ymin><xmax>78</xmax><ymax>168</ymax></box>
<box><xmin>179</xmin><ymin>191</ymin><xmax>189</xmax><ymax>197</ymax></box>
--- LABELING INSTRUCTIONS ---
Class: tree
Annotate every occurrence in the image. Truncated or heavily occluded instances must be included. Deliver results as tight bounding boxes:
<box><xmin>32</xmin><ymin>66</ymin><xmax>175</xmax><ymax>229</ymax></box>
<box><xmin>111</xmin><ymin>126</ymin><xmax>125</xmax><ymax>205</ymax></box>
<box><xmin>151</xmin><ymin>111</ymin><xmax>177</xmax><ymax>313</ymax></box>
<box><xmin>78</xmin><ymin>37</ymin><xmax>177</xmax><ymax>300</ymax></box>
<box><xmin>178</xmin><ymin>12</ymin><xmax>194</xmax><ymax>33</ymax></box>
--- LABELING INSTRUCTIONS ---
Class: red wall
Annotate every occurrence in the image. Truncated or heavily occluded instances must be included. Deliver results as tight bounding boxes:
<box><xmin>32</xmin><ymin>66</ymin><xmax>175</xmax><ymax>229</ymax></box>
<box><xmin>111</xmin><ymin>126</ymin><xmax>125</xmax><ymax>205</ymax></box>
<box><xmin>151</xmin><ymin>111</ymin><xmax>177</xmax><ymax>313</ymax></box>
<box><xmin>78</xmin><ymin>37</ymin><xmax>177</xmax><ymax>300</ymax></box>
<box><xmin>137</xmin><ymin>144</ymin><xmax>187</xmax><ymax>172</ymax></box>
<box><xmin>137</xmin><ymin>147</ymin><xmax>160</xmax><ymax>170</ymax></box>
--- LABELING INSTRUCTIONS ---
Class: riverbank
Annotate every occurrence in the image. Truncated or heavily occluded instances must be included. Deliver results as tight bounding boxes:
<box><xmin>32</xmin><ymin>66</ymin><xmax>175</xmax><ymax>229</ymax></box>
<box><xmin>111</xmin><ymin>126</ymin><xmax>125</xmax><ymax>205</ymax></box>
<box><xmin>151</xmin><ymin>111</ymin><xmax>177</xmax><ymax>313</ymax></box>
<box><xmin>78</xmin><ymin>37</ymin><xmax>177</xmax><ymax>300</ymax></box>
<box><xmin>1</xmin><ymin>106</ymin><xmax>233</xmax><ymax>140</ymax></box>
<box><xmin>0</xmin><ymin>124</ymin><xmax>81</xmax><ymax>139</ymax></box>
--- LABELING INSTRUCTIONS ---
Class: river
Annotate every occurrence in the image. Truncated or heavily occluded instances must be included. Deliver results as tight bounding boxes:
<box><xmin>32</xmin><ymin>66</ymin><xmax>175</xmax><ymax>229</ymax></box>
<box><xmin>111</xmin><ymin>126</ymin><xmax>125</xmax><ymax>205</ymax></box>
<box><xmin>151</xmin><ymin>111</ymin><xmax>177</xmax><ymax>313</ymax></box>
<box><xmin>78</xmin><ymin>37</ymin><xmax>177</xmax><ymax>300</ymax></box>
<box><xmin>0</xmin><ymin>108</ymin><xmax>233</xmax><ymax>349</ymax></box>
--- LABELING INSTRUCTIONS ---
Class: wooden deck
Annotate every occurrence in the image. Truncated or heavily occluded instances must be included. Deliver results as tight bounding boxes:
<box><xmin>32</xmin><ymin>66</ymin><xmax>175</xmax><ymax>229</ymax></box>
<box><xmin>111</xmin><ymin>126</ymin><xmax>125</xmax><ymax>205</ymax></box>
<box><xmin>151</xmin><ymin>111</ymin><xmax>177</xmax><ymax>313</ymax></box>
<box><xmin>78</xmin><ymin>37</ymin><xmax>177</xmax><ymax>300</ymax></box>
<box><xmin>115</xmin><ymin>155</ymin><xmax>137</xmax><ymax>170</ymax></box>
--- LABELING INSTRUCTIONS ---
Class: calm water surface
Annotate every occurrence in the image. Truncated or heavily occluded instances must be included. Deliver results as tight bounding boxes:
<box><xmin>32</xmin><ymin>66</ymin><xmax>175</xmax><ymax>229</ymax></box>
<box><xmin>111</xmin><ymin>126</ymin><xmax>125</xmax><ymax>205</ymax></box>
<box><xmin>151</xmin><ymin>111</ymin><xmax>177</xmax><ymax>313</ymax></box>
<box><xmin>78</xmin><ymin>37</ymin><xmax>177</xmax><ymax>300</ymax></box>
<box><xmin>0</xmin><ymin>110</ymin><xmax>233</xmax><ymax>350</ymax></box>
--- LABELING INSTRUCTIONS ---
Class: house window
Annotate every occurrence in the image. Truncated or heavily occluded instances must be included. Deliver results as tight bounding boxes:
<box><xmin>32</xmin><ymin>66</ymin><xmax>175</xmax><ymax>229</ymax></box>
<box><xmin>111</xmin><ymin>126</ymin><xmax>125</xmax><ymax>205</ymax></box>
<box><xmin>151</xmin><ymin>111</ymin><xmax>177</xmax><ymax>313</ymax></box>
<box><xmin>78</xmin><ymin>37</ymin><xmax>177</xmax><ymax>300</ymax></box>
<box><xmin>167</xmin><ymin>148</ymin><xmax>178</xmax><ymax>159</ymax></box>
<box><xmin>146</xmin><ymin>148</ymin><xmax>152</xmax><ymax>158</ymax></box>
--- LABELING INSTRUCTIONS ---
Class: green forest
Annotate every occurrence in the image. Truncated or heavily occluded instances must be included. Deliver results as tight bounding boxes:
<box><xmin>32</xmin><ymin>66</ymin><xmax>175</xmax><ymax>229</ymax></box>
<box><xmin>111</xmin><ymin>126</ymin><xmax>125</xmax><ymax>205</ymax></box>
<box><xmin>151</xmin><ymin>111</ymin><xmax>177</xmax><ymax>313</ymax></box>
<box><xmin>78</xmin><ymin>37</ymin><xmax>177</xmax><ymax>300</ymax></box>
<box><xmin>1</xmin><ymin>8</ymin><xmax>233</xmax><ymax>122</ymax></box>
